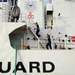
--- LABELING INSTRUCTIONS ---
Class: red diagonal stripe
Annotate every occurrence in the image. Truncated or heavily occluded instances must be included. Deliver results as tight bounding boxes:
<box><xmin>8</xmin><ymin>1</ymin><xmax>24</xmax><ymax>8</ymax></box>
<box><xmin>72</xmin><ymin>40</ymin><xmax>75</xmax><ymax>42</ymax></box>
<box><xmin>72</xmin><ymin>36</ymin><xmax>75</xmax><ymax>39</ymax></box>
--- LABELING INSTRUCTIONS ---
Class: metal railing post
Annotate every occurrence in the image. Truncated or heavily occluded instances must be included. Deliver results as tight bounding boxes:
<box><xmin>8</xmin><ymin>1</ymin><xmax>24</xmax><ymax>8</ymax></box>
<box><xmin>38</xmin><ymin>39</ymin><xmax>40</xmax><ymax>49</ymax></box>
<box><xmin>21</xmin><ymin>38</ymin><xmax>23</xmax><ymax>49</ymax></box>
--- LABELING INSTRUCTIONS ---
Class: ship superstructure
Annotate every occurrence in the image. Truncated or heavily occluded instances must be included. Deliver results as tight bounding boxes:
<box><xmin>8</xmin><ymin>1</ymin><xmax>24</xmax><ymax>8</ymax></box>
<box><xmin>0</xmin><ymin>0</ymin><xmax>75</xmax><ymax>75</ymax></box>
<box><xmin>0</xmin><ymin>0</ymin><xmax>75</xmax><ymax>50</ymax></box>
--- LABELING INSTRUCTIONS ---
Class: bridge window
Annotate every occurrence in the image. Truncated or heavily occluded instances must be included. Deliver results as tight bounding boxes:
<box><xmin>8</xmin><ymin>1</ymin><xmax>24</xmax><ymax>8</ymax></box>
<box><xmin>0</xmin><ymin>0</ymin><xmax>7</xmax><ymax>2</ymax></box>
<box><xmin>44</xmin><ymin>0</ymin><xmax>52</xmax><ymax>4</ymax></box>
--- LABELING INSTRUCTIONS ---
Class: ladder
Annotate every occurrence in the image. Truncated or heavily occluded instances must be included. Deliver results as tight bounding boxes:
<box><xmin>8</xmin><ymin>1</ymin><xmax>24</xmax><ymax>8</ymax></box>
<box><xmin>2</xmin><ymin>4</ymin><xmax>6</xmax><ymax>22</ymax></box>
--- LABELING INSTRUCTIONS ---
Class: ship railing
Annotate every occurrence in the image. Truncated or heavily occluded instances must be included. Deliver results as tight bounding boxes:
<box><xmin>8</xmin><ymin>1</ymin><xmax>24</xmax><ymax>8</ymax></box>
<box><xmin>1</xmin><ymin>13</ymin><xmax>26</xmax><ymax>22</ymax></box>
<box><xmin>10</xmin><ymin>38</ymin><xmax>46</xmax><ymax>50</ymax></box>
<box><xmin>10</xmin><ymin>39</ymin><xmax>75</xmax><ymax>50</ymax></box>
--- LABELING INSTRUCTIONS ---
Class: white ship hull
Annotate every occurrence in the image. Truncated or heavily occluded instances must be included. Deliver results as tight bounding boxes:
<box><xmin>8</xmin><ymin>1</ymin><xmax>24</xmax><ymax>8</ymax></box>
<box><xmin>0</xmin><ymin>0</ymin><xmax>75</xmax><ymax>75</ymax></box>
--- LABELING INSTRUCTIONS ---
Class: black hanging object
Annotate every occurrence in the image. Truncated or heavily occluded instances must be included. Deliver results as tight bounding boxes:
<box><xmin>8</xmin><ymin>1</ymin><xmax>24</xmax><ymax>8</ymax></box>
<box><xmin>62</xmin><ymin>40</ymin><xmax>64</xmax><ymax>42</ymax></box>
<box><xmin>68</xmin><ymin>40</ymin><xmax>70</xmax><ymax>42</ymax></box>
<box><xmin>27</xmin><ymin>37</ymin><xmax>30</xmax><ymax>40</ymax></box>
<box><xmin>65</xmin><ymin>34</ymin><xmax>67</xmax><ymax>37</ymax></box>
<box><xmin>58</xmin><ymin>13</ymin><xmax>60</xmax><ymax>16</ymax></box>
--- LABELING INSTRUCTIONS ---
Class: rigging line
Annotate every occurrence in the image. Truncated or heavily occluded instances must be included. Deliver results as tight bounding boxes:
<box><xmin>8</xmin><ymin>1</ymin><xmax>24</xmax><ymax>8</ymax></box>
<box><xmin>13</xmin><ymin>45</ymin><xmax>17</xmax><ymax>75</ymax></box>
<box><xmin>70</xmin><ymin>1</ymin><xmax>73</xmax><ymax>28</ymax></box>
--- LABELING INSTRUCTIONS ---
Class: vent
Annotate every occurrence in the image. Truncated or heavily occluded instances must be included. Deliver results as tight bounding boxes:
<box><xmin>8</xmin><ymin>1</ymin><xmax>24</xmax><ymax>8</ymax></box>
<box><xmin>47</xmin><ymin>11</ymin><xmax>53</xmax><ymax>15</ymax></box>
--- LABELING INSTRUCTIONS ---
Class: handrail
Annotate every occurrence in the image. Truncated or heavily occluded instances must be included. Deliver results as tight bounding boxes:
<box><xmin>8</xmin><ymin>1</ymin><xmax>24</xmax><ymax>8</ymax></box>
<box><xmin>28</xmin><ymin>27</ymin><xmax>39</xmax><ymax>40</ymax></box>
<box><xmin>30</xmin><ymin>19</ymin><xmax>46</xmax><ymax>41</ymax></box>
<box><xmin>28</xmin><ymin>27</ymin><xmax>41</xmax><ymax>49</ymax></box>
<box><xmin>28</xmin><ymin>19</ymin><xmax>46</xmax><ymax>40</ymax></box>
<box><xmin>28</xmin><ymin>19</ymin><xmax>46</xmax><ymax>49</ymax></box>
<box><xmin>28</xmin><ymin>19</ymin><xmax>35</xmax><ymax>27</ymax></box>
<box><xmin>11</xmin><ymin>41</ymin><xmax>75</xmax><ymax>50</ymax></box>
<box><xmin>28</xmin><ymin>19</ymin><xmax>40</xmax><ymax>40</ymax></box>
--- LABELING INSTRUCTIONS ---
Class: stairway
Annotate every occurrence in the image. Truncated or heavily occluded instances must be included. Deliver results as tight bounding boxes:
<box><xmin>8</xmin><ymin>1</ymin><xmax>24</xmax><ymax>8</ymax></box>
<box><xmin>28</xmin><ymin>19</ymin><xmax>47</xmax><ymax>49</ymax></box>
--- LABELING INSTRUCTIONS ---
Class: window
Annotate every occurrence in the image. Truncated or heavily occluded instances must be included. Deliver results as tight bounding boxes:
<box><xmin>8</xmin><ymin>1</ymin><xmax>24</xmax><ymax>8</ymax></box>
<box><xmin>0</xmin><ymin>0</ymin><xmax>7</xmax><ymax>2</ymax></box>
<box><xmin>44</xmin><ymin>0</ymin><xmax>52</xmax><ymax>4</ymax></box>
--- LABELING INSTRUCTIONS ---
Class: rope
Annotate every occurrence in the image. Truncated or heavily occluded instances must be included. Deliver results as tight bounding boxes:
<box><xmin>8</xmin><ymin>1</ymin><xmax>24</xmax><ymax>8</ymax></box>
<box><xmin>13</xmin><ymin>45</ymin><xmax>17</xmax><ymax>75</ymax></box>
